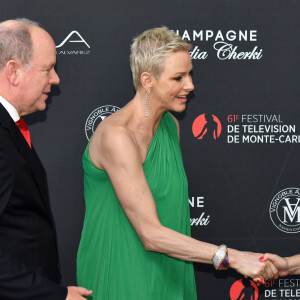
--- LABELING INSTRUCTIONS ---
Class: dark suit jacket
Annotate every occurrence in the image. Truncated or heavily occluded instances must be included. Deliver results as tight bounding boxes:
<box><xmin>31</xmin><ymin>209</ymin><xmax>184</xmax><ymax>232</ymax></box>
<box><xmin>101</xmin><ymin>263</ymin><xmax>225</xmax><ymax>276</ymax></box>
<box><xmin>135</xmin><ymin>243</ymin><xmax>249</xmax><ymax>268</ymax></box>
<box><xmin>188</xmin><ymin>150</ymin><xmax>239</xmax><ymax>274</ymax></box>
<box><xmin>0</xmin><ymin>103</ymin><xmax>67</xmax><ymax>299</ymax></box>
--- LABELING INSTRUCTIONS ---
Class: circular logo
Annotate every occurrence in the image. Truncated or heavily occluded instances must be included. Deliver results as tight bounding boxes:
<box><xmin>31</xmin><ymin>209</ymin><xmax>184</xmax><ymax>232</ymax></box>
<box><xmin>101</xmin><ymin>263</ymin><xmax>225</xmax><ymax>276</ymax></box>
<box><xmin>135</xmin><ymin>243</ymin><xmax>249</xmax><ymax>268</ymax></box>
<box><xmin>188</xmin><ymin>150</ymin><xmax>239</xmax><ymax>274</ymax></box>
<box><xmin>229</xmin><ymin>279</ymin><xmax>259</xmax><ymax>300</ymax></box>
<box><xmin>85</xmin><ymin>105</ymin><xmax>120</xmax><ymax>140</ymax></box>
<box><xmin>269</xmin><ymin>187</ymin><xmax>300</xmax><ymax>234</ymax></box>
<box><xmin>192</xmin><ymin>113</ymin><xmax>222</xmax><ymax>140</ymax></box>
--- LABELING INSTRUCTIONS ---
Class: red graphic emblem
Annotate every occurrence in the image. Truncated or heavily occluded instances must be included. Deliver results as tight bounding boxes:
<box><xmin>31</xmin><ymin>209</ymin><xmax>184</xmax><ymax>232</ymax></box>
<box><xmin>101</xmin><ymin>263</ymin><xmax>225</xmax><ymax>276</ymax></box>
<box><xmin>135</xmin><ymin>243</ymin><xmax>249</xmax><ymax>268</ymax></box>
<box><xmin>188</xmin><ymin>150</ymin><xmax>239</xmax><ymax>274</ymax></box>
<box><xmin>229</xmin><ymin>278</ymin><xmax>259</xmax><ymax>300</ymax></box>
<box><xmin>192</xmin><ymin>113</ymin><xmax>222</xmax><ymax>140</ymax></box>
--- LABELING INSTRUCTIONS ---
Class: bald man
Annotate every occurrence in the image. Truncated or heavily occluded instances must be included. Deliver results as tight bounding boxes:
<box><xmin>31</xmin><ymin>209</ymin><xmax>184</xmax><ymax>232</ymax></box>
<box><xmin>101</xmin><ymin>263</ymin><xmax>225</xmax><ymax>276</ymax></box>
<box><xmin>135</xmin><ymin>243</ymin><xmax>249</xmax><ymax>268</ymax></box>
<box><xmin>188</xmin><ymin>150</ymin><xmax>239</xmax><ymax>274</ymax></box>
<box><xmin>0</xmin><ymin>19</ymin><xmax>92</xmax><ymax>300</ymax></box>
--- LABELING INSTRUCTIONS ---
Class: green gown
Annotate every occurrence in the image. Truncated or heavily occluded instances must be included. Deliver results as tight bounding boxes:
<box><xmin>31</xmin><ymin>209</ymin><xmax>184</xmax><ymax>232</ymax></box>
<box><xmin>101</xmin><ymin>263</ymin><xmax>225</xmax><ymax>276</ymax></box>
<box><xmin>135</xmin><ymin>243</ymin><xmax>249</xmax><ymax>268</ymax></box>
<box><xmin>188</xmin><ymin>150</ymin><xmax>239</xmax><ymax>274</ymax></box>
<box><xmin>77</xmin><ymin>111</ymin><xmax>197</xmax><ymax>300</ymax></box>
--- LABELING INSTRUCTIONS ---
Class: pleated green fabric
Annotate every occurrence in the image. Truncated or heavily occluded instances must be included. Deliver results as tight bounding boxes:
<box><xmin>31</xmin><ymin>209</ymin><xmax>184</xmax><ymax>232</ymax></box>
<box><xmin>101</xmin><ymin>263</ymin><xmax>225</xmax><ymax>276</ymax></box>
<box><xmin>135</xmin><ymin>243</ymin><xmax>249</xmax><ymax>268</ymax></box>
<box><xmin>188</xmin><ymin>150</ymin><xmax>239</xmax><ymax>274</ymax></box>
<box><xmin>77</xmin><ymin>111</ymin><xmax>197</xmax><ymax>300</ymax></box>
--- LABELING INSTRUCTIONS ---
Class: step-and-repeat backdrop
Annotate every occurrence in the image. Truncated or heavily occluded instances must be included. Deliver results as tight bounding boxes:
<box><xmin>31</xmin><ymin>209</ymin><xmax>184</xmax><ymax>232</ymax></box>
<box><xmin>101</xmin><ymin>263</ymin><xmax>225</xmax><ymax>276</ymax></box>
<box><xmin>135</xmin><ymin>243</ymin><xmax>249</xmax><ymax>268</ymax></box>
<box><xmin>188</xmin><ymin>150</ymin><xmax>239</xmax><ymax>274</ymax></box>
<box><xmin>2</xmin><ymin>0</ymin><xmax>300</xmax><ymax>299</ymax></box>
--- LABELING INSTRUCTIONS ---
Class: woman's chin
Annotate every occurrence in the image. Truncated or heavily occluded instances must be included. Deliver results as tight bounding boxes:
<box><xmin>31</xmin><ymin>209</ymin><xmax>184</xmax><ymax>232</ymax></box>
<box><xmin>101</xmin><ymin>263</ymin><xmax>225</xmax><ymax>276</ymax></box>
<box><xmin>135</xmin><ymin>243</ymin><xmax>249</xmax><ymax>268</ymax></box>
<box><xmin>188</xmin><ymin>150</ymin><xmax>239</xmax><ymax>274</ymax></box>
<box><xmin>172</xmin><ymin>103</ymin><xmax>187</xmax><ymax>113</ymax></box>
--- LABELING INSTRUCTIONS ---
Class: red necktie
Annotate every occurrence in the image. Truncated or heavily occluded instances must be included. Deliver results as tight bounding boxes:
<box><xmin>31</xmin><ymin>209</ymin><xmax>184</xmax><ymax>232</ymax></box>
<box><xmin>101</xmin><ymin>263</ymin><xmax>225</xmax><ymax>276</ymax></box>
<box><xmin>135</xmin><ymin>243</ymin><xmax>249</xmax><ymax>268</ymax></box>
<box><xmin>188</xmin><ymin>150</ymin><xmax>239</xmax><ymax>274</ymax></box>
<box><xmin>15</xmin><ymin>118</ymin><xmax>32</xmax><ymax>148</ymax></box>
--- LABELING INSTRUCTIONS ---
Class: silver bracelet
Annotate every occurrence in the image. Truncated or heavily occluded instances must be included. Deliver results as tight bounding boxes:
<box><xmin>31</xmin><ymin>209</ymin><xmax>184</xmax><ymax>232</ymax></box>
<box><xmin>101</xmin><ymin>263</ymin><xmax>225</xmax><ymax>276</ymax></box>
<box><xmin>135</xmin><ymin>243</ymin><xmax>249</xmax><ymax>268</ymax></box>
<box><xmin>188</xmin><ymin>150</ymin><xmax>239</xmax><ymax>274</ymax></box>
<box><xmin>211</xmin><ymin>244</ymin><xmax>230</xmax><ymax>270</ymax></box>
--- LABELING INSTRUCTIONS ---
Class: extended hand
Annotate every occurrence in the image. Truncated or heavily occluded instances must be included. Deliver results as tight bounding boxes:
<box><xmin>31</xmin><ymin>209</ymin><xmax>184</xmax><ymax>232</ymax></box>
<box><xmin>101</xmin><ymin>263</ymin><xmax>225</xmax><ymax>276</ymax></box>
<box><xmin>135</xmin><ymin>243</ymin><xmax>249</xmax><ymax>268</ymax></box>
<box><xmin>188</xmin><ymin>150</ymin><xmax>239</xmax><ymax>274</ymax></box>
<box><xmin>260</xmin><ymin>253</ymin><xmax>289</xmax><ymax>277</ymax></box>
<box><xmin>229</xmin><ymin>249</ymin><xmax>279</xmax><ymax>282</ymax></box>
<box><xmin>66</xmin><ymin>286</ymin><xmax>93</xmax><ymax>300</ymax></box>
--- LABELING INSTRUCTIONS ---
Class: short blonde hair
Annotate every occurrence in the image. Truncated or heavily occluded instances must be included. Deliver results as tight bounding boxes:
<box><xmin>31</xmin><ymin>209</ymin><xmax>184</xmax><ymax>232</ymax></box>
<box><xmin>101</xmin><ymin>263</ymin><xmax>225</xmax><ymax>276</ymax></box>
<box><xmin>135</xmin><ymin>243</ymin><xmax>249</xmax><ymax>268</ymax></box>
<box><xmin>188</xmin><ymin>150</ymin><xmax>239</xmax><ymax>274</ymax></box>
<box><xmin>130</xmin><ymin>26</ymin><xmax>192</xmax><ymax>89</ymax></box>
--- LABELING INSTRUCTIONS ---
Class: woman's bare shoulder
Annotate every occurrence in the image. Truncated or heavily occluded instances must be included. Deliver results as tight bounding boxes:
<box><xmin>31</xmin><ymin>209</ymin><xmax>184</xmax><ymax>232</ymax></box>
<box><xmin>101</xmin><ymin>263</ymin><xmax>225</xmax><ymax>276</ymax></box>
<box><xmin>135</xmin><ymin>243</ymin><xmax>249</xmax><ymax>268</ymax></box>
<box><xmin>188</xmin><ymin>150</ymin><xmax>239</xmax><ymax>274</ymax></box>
<box><xmin>92</xmin><ymin>111</ymin><xmax>134</xmax><ymax>145</ymax></box>
<box><xmin>89</xmin><ymin>112</ymin><xmax>140</xmax><ymax>168</ymax></box>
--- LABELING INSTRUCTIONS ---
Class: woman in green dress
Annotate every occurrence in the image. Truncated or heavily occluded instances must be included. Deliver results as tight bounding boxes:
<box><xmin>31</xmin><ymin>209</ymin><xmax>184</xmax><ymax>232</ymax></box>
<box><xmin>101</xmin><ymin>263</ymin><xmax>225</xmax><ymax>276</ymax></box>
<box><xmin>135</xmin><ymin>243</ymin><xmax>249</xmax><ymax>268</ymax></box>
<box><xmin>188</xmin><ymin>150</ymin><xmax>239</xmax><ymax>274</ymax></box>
<box><xmin>77</xmin><ymin>27</ymin><xmax>277</xmax><ymax>300</ymax></box>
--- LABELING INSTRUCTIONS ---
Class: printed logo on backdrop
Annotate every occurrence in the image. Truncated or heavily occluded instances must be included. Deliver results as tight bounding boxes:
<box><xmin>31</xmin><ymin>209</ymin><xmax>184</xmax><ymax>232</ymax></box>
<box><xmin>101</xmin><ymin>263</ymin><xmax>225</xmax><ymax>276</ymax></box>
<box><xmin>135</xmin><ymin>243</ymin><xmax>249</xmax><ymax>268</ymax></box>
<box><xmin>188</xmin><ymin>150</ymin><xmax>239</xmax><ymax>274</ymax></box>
<box><xmin>262</xmin><ymin>278</ymin><xmax>300</xmax><ymax>298</ymax></box>
<box><xmin>85</xmin><ymin>105</ymin><xmax>120</xmax><ymax>141</ymax></box>
<box><xmin>229</xmin><ymin>278</ymin><xmax>259</xmax><ymax>300</ymax></box>
<box><xmin>56</xmin><ymin>31</ymin><xmax>90</xmax><ymax>55</ymax></box>
<box><xmin>173</xmin><ymin>29</ymin><xmax>263</xmax><ymax>61</ymax></box>
<box><xmin>224</xmin><ymin>114</ymin><xmax>300</xmax><ymax>144</ymax></box>
<box><xmin>192</xmin><ymin>114</ymin><xmax>222</xmax><ymax>140</ymax></box>
<box><xmin>269</xmin><ymin>187</ymin><xmax>300</xmax><ymax>234</ymax></box>
<box><xmin>189</xmin><ymin>196</ymin><xmax>210</xmax><ymax>226</ymax></box>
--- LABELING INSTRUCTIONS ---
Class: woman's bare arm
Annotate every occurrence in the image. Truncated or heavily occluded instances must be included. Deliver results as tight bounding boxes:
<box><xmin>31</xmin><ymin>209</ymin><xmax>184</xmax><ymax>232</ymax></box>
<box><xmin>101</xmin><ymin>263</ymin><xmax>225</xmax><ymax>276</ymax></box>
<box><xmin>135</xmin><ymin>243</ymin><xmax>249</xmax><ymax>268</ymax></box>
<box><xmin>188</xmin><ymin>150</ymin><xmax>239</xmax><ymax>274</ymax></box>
<box><xmin>89</xmin><ymin>124</ymin><xmax>277</xmax><ymax>281</ymax></box>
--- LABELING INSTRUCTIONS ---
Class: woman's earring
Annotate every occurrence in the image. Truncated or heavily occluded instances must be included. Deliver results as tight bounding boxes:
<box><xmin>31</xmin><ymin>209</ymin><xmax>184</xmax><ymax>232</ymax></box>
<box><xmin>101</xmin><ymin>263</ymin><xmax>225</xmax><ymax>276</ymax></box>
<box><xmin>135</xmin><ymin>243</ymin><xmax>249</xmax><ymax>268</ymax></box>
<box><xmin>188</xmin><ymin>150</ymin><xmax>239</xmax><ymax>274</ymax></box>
<box><xmin>145</xmin><ymin>89</ymin><xmax>150</xmax><ymax>117</ymax></box>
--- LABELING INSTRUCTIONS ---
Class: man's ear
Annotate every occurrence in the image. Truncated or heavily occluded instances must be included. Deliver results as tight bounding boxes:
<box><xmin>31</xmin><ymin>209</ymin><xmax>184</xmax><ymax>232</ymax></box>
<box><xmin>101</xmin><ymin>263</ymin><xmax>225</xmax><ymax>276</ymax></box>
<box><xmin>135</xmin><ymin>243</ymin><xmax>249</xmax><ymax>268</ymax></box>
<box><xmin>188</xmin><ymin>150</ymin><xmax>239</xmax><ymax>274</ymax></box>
<box><xmin>5</xmin><ymin>60</ymin><xmax>22</xmax><ymax>86</ymax></box>
<box><xmin>140</xmin><ymin>72</ymin><xmax>154</xmax><ymax>90</ymax></box>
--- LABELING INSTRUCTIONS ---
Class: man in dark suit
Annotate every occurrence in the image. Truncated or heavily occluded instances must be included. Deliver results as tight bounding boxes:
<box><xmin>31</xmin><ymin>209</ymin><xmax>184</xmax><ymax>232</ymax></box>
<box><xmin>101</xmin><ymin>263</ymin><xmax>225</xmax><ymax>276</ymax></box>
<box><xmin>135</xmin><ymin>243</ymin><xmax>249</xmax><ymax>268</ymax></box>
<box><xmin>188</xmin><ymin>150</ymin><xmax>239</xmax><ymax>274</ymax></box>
<box><xmin>0</xmin><ymin>19</ymin><xmax>92</xmax><ymax>300</ymax></box>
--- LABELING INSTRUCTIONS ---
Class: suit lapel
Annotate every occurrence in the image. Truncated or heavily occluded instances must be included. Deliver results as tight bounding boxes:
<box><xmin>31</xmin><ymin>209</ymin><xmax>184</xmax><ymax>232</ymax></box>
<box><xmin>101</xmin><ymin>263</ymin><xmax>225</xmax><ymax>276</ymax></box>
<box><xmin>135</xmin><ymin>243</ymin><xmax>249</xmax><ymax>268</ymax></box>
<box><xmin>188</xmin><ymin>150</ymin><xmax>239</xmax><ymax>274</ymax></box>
<box><xmin>0</xmin><ymin>104</ymin><xmax>53</xmax><ymax>221</ymax></box>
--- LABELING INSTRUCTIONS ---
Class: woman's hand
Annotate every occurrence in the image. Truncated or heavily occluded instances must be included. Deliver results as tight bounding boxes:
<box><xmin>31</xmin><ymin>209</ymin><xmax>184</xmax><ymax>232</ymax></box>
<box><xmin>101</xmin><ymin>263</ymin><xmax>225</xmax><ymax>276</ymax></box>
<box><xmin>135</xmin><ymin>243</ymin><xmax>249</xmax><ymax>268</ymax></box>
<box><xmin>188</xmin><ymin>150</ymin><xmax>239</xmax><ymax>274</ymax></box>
<box><xmin>229</xmin><ymin>249</ymin><xmax>279</xmax><ymax>283</ymax></box>
<box><xmin>260</xmin><ymin>254</ymin><xmax>289</xmax><ymax>277</ymax></box>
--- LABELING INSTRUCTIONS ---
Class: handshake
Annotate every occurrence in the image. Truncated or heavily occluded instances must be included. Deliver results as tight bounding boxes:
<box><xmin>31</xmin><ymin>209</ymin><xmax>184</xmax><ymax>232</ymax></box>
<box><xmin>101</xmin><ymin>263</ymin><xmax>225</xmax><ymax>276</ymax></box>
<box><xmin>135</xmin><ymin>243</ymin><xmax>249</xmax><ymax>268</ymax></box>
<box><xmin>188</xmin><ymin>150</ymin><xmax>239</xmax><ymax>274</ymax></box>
<box><xmin>228</xmin><ymin>249</ymin><xmax>300</xmax><ymax>284</ymax></box>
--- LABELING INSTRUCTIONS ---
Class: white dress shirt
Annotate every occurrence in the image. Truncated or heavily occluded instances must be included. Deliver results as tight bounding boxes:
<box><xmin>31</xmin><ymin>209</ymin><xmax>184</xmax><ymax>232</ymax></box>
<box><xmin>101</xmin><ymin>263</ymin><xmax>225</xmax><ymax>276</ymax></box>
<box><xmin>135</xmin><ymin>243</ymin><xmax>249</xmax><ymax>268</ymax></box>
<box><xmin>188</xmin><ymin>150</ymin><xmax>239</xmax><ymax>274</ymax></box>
<box><xmin>0</xmin><ymin>96</ymin><xmax>20</xmax><ymax>122</ymax></box>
